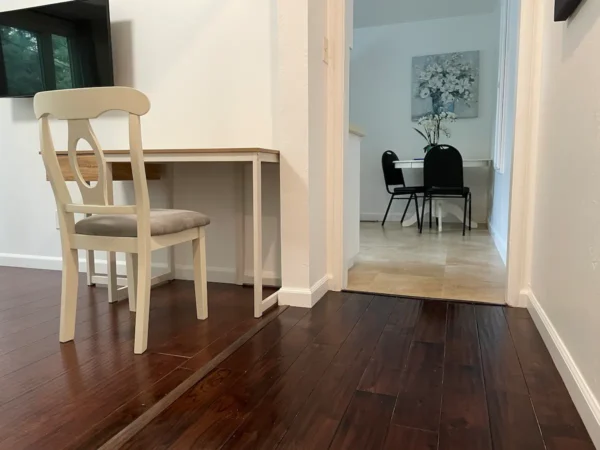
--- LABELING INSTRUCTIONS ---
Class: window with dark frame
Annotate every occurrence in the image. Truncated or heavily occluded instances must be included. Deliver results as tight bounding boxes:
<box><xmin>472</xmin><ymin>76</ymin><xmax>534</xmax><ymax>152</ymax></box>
<box><xmin>0</xmin><ymin>25</ymin><xmax>75</xmax><ymax>96</ymax></box>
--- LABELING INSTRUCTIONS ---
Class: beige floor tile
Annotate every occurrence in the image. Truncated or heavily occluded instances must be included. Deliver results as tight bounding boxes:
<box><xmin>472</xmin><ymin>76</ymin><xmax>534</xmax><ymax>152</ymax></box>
<box><xmin>441</xmin><ymin>284</ymin><xmax>505</xmax><ymax>304</ymax></box>
<box><xmin>347</xmin><ymin>222</ymin><xmax>506</xmax><ymax>304</ymax></box>
<box><xmin>353</xmin><ymin>272</ymin><xmax>444</xmax><ymax>299</ymax></box>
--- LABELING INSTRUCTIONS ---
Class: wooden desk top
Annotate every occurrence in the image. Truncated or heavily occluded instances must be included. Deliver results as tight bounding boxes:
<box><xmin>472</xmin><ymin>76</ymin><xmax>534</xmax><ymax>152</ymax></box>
<box><xmin>53</xmin><ymin>148</ymin><xmax>280</xmax><ymax>156</ymax></box>
<box><xmin>48</xmin><ymin>148</ymin><xmax>280</xmax><ymax>182</ymax></box>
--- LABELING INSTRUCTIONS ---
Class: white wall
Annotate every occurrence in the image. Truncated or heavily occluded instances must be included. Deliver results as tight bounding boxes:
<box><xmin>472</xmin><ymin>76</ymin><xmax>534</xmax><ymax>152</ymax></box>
<box><xmin>308</xmin><ymin>0</ymin><xmax>328</xmax><ymax>287</ymax></box>
<box><xmin>489</xmin><ymin>0</ymin><xmax>520</xmax><ymax>264</ymax></box>
<box><xmin>344</xmin><ymin>132</ymin><xmax>362</xmax><ymax>270</ymax></box>
<box><xmin>0</xmin><ymin>0</ymin><xmax>281</xmax><ymax>283</ymax></box>
<box><xmin>526</xmin><ymin>0</ymin><xmax>600</xmax><ymax>444</ymax></box>
<box><xmin>350</xmin><ymin>12</ymin><xmax>500</xmax><ymax>223</ymax></box>
<box><xmin>275</xmin><ymin>0</ymin><xmax>330</xmax><ymax>306</ymax></box>
<box><xmin>354</xmin><ymin>0</ymin><xmax>497</xmax><ymax>28</ymax></box>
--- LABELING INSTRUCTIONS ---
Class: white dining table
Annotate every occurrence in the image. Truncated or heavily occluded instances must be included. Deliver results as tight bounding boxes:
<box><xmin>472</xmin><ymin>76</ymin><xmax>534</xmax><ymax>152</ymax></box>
<box><xmin>394</xmin><ymin>159</ymin><xmax>491</xmax><ymax>231</ymax></box>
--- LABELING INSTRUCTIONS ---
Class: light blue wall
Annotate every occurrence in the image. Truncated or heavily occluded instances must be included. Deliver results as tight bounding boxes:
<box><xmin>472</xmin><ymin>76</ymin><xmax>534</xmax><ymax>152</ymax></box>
<box><xmin>489</xmin><ymin>147</ymin><xmax>513</xmax><ymax>264</ymax></box>
<box><xmin>489</xmin><ymin>0</ymin><xmax>520</xmax><ymax>264</ymax></box>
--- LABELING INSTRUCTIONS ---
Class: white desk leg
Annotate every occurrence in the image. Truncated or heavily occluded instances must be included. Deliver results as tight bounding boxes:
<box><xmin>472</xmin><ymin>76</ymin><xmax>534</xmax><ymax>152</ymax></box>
<box><xmin>167</xmin><ymin>163</ymin><xmax>176</xmax><ymax>281</ymax></box>
<box><xmin>235</xmin><ymin>164</ymin><xmax>246</xmax><ymax>285</ymax></box>
<box><xmin>437</xmin><ymin>201</ymin><xmax>443</xmax><ymax>232</ymax></box>
<box><xmin>106</xmin><ymin>162</ymin><xmax>118</xmax><ymax>303</ymax></box>
<box><xmin>252</xmin><ymin>156</ymin><xmax>263</xmax><ymax>318</ymax></box>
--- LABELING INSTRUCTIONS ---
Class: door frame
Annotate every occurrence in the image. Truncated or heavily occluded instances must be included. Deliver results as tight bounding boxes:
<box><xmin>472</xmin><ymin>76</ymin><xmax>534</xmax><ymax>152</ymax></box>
<box><xmin>326</xmin><ymin>0</ymin><xmax>545</xmax><ymax>307</ymax></box>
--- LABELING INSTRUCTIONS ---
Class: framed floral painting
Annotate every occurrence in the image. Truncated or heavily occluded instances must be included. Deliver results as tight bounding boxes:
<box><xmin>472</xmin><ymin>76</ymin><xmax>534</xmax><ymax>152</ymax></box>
<box><xmin>411</xmin><ymin>51</ymin><xmax>480</xmax><ymax>120</ymax></box>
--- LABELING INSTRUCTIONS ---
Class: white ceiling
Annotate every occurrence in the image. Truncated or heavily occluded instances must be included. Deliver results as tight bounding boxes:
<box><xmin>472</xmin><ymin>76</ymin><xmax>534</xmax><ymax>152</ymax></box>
<box><xmin>354</xmin><ymin>0</ymin><xmax>498</xmax><ymax>28</ymax></box>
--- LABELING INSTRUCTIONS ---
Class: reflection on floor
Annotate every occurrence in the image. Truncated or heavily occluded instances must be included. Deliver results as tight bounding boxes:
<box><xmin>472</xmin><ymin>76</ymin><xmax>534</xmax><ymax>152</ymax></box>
<box><xmin>347</xmin><ymin>222</ymin><xmax>506</xmax><ymax>304</ymax></box>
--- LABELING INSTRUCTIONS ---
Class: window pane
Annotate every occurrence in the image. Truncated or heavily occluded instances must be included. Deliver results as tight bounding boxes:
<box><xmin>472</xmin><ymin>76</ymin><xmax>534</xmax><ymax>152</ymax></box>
<box><xmin>52</xmin><ymin>34</ymin><xmax>73</xmax><ymax>90</ymax></box>
<box><xmin>0</xmin><ymin>26</ymin><xmax>43</xmax><ymax>96</ymax></box>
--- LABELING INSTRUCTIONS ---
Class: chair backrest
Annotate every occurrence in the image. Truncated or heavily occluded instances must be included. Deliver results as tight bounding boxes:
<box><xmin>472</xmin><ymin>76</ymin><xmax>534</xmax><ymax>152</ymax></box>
<box><xmin>423</xmin><ymin>144</ymin><xmax>464</xmax><ymax>189</ymax></box>
<box><xmin>381</xmin><ymin>150</ymin><xmax>405</xmax><ymax>188</ymax></box>
<box><xmin>35</xmin><ymin>87</ymin><xmax>151</xmax><ymax>235</ymax></box>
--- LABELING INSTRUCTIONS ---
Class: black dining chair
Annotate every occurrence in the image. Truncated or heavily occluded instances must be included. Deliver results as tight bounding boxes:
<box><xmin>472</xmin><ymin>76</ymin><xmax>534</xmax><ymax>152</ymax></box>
<box><xmin>419</xmin><ymin>144</ymin><xmax>472</xmax><ymax>236</ymax></box>
<box><xmin>381</xmin><ymin>150</ymin><xmax>425</xmax><ymax>227</ymax></box>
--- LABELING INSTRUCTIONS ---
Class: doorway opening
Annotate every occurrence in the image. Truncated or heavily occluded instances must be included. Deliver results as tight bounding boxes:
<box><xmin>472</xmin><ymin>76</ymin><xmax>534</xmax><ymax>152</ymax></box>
<box><xmin>339</xmin><ymin>0</ymin><xmax>521</xmax><ymax>305</ymax></box>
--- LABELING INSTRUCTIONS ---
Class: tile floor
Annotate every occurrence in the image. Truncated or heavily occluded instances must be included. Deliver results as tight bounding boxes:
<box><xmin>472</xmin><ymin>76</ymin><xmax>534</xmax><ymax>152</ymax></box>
<box><xmin>347</xmin><ymin>222</ymin><xmax>506</xmax><ymax>304</ymax></box>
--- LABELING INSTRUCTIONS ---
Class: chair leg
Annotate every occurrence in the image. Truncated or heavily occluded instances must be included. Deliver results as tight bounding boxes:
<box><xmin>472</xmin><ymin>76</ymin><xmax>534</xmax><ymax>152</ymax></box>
<box><xmin>133</xmin><ymin>248</ymin><xmax>152</xmax><ymax>354</ymax></box>
<box><xmin>192</xmin><ymin>228</ymin><xmax>208</xmax><ymax>320</ymax></box>
<box><xmin>420</xmin><ymin>196</ymin><xmax>427</xmax><ymax>233</ymax></box>
<box><xmin>429</xmin><ymin>197</ymin><xmax>433</xmax><ymax>229</ymax></box>
<box><xmin>382</xmin><ymin>195</ymin><xmax>395</xmax><ymax>226</ymax></box>
<box><xmin>126</xmin><ymin>253</ymin><xmax>138</xmax><ymax>312</ymax></box>
<box><xmin>59</xmin><ymin>248</ymin><xmax>79</xmax><ymax>343</ymax></box>
<box><xmin>107</xmin><ymin>251</ymin><xmax>118</xmax><ymax>304</ymax></box>
<box><xmin>463</xmin><ymin>195</ymin><xmax>468</xmax><ymax>236</ymax></box>
<box><xmin>414</xmin><ymin>195</ymin><xmax>421</xmax><ymax>229</ymax></box>
<box><xmin>469</xmin><ymin>193</ymin><xmax>472</xmax><ymax>230</ymax></box>
<box><xmin>400</xmin><ymin>194</ymin><xmax>413</xmax><ymax>224</ymax></box>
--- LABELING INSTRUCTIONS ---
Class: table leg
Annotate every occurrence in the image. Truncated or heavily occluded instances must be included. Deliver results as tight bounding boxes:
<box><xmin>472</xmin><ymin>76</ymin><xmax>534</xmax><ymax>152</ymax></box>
<box><xmin>252</xmin><ymin>156</ymin><xmax>263</xmax><ymax>318</ymax></box>
<box><xmin>166</xmin><ymin>163</ymin><xmax>176</xmax><ymax>281</ymax></box>
<box><xmin>235</xmin><ymin>164</ymin><xmax>246</xmax><ymax>285</ymax></box>
<box><xmin>437</xmin><ymin>200</ymin><xmax>443</xmax><ymax>232</ymax></box>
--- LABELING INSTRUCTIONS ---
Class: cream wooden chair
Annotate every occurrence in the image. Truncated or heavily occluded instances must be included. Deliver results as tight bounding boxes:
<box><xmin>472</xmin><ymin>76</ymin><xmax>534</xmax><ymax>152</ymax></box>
<box><xmin>35</xmin><ymin>87</ymin><xmax>210</xmax><ymax>354</ymax></box>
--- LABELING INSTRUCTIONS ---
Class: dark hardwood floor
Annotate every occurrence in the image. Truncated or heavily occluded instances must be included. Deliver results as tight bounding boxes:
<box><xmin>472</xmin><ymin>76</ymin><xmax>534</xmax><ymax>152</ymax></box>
<box><xmin>119</xmin><ymin>292</ymin><xmax>594</xmax><ymax>450</ymax></box>
<box><xmin>0</xmin><ymin>266</ymin><xmax>594</xmax><ymax>450</ymax></box>
<box><xmin>0</xmin><ymin>266</ymin><xmax>280</xmax><ymax>450</ymax></box>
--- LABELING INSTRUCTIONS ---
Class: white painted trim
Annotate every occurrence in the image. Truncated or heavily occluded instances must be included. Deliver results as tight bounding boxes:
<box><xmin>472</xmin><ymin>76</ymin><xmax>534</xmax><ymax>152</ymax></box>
<box><xmin>325</xmin><ymin>0</ymin><xmax>543</xmax><ymax>309</ymax></box>
<box><xmin>326</xmin><ymin>0</ymin><xmax>350</xmax><ymax>292</ymax></box>
<box><xmin>0</xmin><ymin>252</ymin><xmax>132</xmax><ymax>275</ymax></box>
<box><xmin>175</xmin><ymin>264</ymin><xmax>281</xmax><ymax>286</ymax></box>
<box><xmin>525</xmin><ymin>289</ymin><xmax>600</xmax><ymax>447</ymax></box>
<box><xmin>0</xmin><ymin>253</ymin><xmax>65</xmax><ymax>272</ymax></box>
<box><xmin>504</xmin><ymin>0</ymin><xmax>544</xmax><ymax>308</ymax></box>
<box><xmin>345</xmin><ymin>255</ymin><xmax>356</xmax><ymax>271</ymax></box>
<box><xmin>278</xmin><ymin>275</ymin><xmax>331</xmax><ymax>308</ymax></box>
<box><xmin>493</xmin><ymin>0</ymin><xmax>512</xmax><ymax>173</ymax></box>
<box><xmin>349</xmin><ymin>124</ymin><xmax>366</xmax><ymax>137</ymax></box>
<box><xmin>360</xmin><ymin>212</ymin><xmax>398</xmax><ymax>222</ymax></box>
<box><xmin>0</xmin><ymin>253</ymin><xmax>280</xmax><ymax>286</ymax></box>
<box><xmin>488</xmin><ymin>221</ymin><xmax>507</xmax><ymax>265</ymax></box>
<box><xmin>260</xmin><ymin>290</ymin><xmax>280</xmax><ymax>313</ymax></box>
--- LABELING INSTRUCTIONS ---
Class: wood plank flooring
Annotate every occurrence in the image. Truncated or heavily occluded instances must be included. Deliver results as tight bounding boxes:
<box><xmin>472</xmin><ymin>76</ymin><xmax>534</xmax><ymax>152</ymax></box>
<box><xmin>0</xmin><ymin>267</ymin><xmax>593</xmax><ymax>449</ymax></box>
<box><xmin>119</xmin><ymin>292</ymin><xmax>594</xmax><ymax>450</ymax></box>
<box><xmin>0</xmin><ymin>266</ymin><xmax>280</xmax><ymax>450</ymax></box>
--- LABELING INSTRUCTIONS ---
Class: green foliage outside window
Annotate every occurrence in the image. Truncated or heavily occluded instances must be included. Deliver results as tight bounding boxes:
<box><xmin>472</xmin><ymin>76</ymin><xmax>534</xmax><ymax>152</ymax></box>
<box><xmin>0</xmin><ymin>26</ymin><xmax>43</xmax><ymax>95</ymax></box>
<box><xmin>0</xmin><ymin>25</ymin><xmax>74</xmax><ymax>95</ymax></box>
<box><xmin>52</xmin><ymin>34</ymin><xmax>73</xmax><ymax>90</ymax></box>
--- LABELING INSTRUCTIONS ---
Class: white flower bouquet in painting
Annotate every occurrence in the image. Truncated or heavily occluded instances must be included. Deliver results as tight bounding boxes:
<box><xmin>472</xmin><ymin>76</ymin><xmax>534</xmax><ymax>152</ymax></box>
<box><xmin>412</xmin><ymin>51</ymin><xmax>480</xmax><ymax>119</ymax></box>
<box><xmin>413</xmin><ymin>111</ymin><xmax>456</xmax><ymax>152</ymax></box>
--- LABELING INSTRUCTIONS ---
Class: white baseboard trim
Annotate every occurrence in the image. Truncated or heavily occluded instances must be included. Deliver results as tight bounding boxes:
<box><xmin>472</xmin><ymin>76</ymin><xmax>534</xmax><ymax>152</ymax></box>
<box><xmin>0</xmin><ymin>253</ymin><xmax>64</xmax><ymax>271</ymax></box>
<box><xmin>525</xmin><ymin>289</ymin><xmax>600</xmax><ymax>447</ymax></box>
<box><xmin>360</xmin><ymin>212</ymin><xmax>485</xmax><ymax>224</ymax></box>
<box><xmin>345</xmin><ymin>255</ymin><xmax>357</xmax><ymax>271</ymax></box>
<box><xmin>278</xmin><ymin>274</ymin><xmax>331</xmax><ymax>308</ymax></box>
<box><xmin>488</xmin><ymin>221</ymin><xmax>507</xmax><ymax>265</ymax></box>
<box><xmin>176</xmin><ymin>265</ymin><xmax>281</xmax><ymax>286</ymax></box>
<box><xmin>0</xmin><ymin>253</ymin><xmax>281</xmax><ymax>286</ymax></box>
<box><xmin>360</xmin><ymin>212</ymin><xmax>399</xmax><ymax>222</ymax></box>
<box><xmin>0</xmin><ymin>252</ymin><xmax>131</xmax><ymax>275</ymax></box>
<box><xmin>0</xmin><ymin>252</ymin><xmax>172</xmax><ymax>277</ymax></box>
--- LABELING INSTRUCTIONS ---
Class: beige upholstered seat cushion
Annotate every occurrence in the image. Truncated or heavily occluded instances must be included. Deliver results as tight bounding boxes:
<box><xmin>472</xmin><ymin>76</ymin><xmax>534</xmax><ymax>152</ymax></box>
<box><xmin>75</xmin><ymin>209</ymin><xmax>210</xmax><ymax>237</ymax></box>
